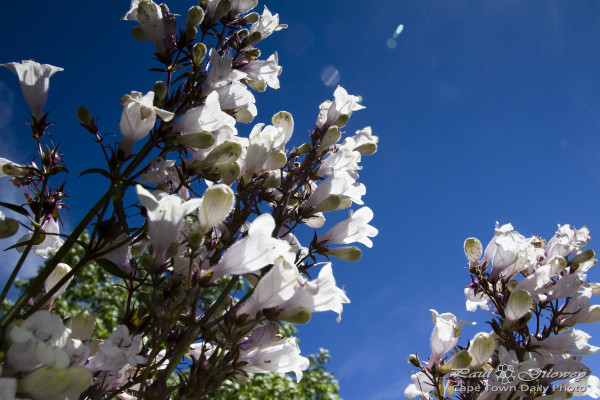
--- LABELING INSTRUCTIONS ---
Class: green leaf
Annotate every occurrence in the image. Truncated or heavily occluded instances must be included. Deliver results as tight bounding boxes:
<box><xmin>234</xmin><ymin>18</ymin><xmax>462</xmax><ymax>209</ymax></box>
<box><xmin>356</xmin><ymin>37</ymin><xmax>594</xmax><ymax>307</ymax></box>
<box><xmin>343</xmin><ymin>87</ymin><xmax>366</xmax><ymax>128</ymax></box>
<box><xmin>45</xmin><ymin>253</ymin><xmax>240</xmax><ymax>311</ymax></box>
<box><xmin>79</xmin><ymin>168</ymin><xmax>111</xmax><ymax>179</ymax></box>
<box><xmin>0</xmin><ymin>201</ymin><xmax>31</xmax><ymax>218</ymax></box>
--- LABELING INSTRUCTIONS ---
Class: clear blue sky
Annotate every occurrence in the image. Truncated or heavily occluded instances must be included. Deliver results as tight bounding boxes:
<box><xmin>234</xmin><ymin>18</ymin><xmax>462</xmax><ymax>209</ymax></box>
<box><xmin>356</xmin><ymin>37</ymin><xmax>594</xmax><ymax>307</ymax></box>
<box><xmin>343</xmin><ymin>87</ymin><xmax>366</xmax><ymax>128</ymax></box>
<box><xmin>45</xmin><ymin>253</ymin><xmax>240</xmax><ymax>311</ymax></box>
<box><xmin>2</xmin><ymin>1</ymin><xmax>600</xmax><ymax>399</ymax></box>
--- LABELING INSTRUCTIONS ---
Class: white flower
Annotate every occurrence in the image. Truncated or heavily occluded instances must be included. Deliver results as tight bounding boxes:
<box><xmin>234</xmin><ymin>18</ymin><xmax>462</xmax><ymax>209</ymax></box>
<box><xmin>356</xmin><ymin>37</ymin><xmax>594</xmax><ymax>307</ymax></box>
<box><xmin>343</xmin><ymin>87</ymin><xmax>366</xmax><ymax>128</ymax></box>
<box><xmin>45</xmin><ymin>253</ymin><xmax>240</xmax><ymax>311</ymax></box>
<box><xmin>318</xmin><ymin>137</ymin><xmax>362</xmax><ymax>178</ymax></box>
<box><xmin>136</xmin><ymin>185</ymin><xmax>202</xmax><ymax>261</ymax></box>
<box><xmin>249</xmin><ymin>7</ymin><xmax>286</xmax><ymax>40</ymax></box>
<box><xmin>44</xmin><ymin>263</ymin><xmax>73</xmax><ymax>302</ymax></box>
<box><xmin>351</xmin><ymin>126</ymin><xmax>378</xmax><ymax>155</ymax></box>
<box><xmin>17</xmin><ymin>216</ymin><xmax>64</xmax><ymax>258</ymax></box>
<box><xmin>174</xmin><ymin>91</ymin><xmax>236</xmax><ymax>136</ymax></box>
<box><xmin>318</xmin><ymin>207</ymin><xmax>378</xmax><ymax>248</ymax></box>
<box><xmin>483</xmin><ymin>222</ymin><xmax>538</xmax><ymax>279</ymax></box>
<box><xmin>100</xmin><ymin>233</ymin><xmax>133</xmax><ymax>274</ymax></box>
<box><xmin>277</xmin><ymin>263</ymin><xmax>350</xmax><ymax>323</ymax></box>
<box><xmin>560</xmin><ymin>288</ymin><xmax>600</xmax><ymax>326</ymax></box>
<box><xmin>429</xmin><ymin>309</ymin><xmax>472</xmax><ymax>361</ymax></box>
<box><xmin>238</xmin><ymin>333</ymin><xmax>308</xmax><ymax>382</ymax></box>
<box><xmin>86</xmin><ymin>325</ymin><xmax>144</xmax><ymax>374</ymax></box>
<box><xmin>307</xmin><ymin>171</ymin><xmax>365</xmax><ymax>209</ymax></box>
<box><xmin>206</xmin><ymin>49</ymin><xmax>247</xmax><ymax>90</ymax></box>
<box><xmin>119</xmin><ymin>91</ymin><xmax>174</xmax><ymax>155</ymax></box>
<box><xmin>230</xmin><ymin>0</ymin><xmax>257</xmax><ymax>14</ymax></box>
<box><xmin>404</xmin><ymin>371</ymin><xmax>435</xmax><ymax>399</ymax></box>
<box><xmin>546</xmin><ymin>224</ymin><xmax>590</xmax><ymax>259</ymax></box>
<box><xmin>243</xmin><ymin>123</ymin><xmax>286</xmax><ymax>177</ymax></box>
<box><xmin>240</xmin><ymin>53</ymin><xmax>282</xmax><ymax>90</ymax></box>
<box><xmin>215</xmin><ymin>81</ymin><xmax>257</xmax><ymax>123</ymax></box>
<box><xmin>505</xmin><ymin>289</ymin><xmax>532</xmax><ymax>321</ymax></box>
<box><xmin>464</xmin><ymin>286</ymin><xmax>490</xmax><ymax>312</ymax></box>
<box><xmin>316</xmin><ymin>86</ymin><xmax>365</xmax><ymax>129</ymax></box>
<box><xmin>141</xmin><ymin>157</ymin><xmax>176</xmax><ymax>184</ymax></box>
<box><xmin>1</xmin><ymin>60</ymin><xmax>63</xmax><ymax>119</ymax></box>
<box><xmin>18</xmin><ymin>366</ymin><xmax>93</xmax><ymax>400</ymax></box>
<box><xmin>530</xmin><ymin>329</ymin><xmax>600</xmax><ymax>355</ymax></box>
<box><xmin>211</xmin><ymin>214</ymin><xmax>290</xmax><ymax>279</ymax></box>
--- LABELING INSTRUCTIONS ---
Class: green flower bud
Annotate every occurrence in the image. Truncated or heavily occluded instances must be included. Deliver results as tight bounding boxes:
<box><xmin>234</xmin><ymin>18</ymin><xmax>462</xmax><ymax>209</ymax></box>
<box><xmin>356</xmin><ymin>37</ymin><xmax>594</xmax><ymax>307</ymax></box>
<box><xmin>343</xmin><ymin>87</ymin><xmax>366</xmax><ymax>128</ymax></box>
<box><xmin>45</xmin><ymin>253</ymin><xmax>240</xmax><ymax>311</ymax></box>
<box><xmin>321</xmin><ymin>246</ymin><xmax>362</xmax><ymax>262</ymax></box>
<box><xmin>199</xmin><ymin>140</ymin><xmax>243</xmax><ymax>168</ymax></box>
<box><xmin>76</xmin><ymin>106</ymin><xmax>95</xmax><ymax>131</ymax></box>
<box><xmin>261</xmin><ymin>175</ymin><xmax>281</xmax><ymax>189</ymax></box>
<box><xmin>333</xmin><ymin>114</ymin><xmax>349</xmax><ymax>128</ymax></box>
<box><xmin>186</xmin><ymin>6</ymin><xmax>204</xmax><ymax>33</ymax></box>
<box><xmin>153</xmin><ymin>81</ymin><xmax>168</xmax><ymax>103</ymax></box>
<box><xmin>242</xmin><ymin>12</ymin><xmax>259</xmax><ymax>24</ymax></box>
<box><xmin>408</xmin><ymin>354</ymin><xmax>421</xmax><ymax>368</ymax></box>
<box><xmin>220</xmin><ymin>162</ymin><xmax>240</xmax><ymax>185</ymax></box>
<box><xmin>243</xmin><ymin>31</ymin><xmax>262</xmax><ymax>47</ymax></box>
<box><xmin>44</xmin><ymin>263</ymin><xmax>73</xmax><ymax>299</ymax></box>
<box><xmin>165</xmin><ymin>241</ymin><xmax>179</xmax><ymax>260</ymax></box>
<box><xmin>2</xmin><ymin>163</ymin><xmax>26</xmax><ymax>176</ymax></box>
<box><xmin>131</xmin><ymin>26</ymin><xmax>149</xmax><ymax>41</ymax></box>
<box><xmin>277</xmin><ymin>308</ymin><xmax>312</xmax><ymax>324</ymax></box>
<box><xmin>188</xmin><ymin>229</ymin><xmax>204</xmax><ymax>250</ymax></box>
<box><xmin>468</xmin><ymin>332</ymin><xmax>496</xmax><ymax>367</ymax></box>
<box><xmin>67</xmin><ymin>310</ymin><xmax>96</xmax><ymax>342</ymax></box>
<box><xmin>354</xmin><ymin>142</ymin><xmax>378</xmax><ymax>155</ymax></box>
<box><xmin>193</xmin><ymin>43</ymin><xmax>207</xmax><ymax>67</ymax></box>
<box><xmin>175</xmin><ymin>131</ymin><xmax>215</xmax><ymax>149</ymax></box>
<box><xmin>317</xmin><ymin>126</ymin><xmax>341</xmax><ymax>153</ymax></box>
<box><xmin>313</xmin><ymin>194</ymin><xmax>342</xmax><ymax>213</ymax></box>
<box><xmin>570</xmin><ymin>249</ymin><xmax>595</xmax><ymax>264</ymax></box>
<box><xmin>442</xmin><ymin>350</ymin><xmax>472</xmax><ymax>372</ymax></box>
<box><xmin>264</xmin><ymin>150</ymin><xmax>287</xmax><ymax>170</ymax></box>
<box><xmin>294</xmin><ymin>142</ymin><xmax>312</xmax><ymax>156</ymax></box>
<box><xmin>212</xmin><ymin>0</ymin><xmax>231</xmax><ymax>21</ymax></box>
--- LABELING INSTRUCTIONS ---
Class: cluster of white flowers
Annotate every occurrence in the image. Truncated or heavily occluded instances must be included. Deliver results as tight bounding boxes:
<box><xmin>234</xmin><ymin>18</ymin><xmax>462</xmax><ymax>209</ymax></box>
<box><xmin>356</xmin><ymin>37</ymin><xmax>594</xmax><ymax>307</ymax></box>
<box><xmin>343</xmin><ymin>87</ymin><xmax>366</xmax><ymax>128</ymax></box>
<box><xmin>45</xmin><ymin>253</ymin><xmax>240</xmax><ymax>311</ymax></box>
<box><xmin>406</xmin><ymin>223</ymin><xmax>600</xmax><ymax>400</ymax></box>
<box><xmin>0</xmin><ymin>0</ymin><xmax>379</xmax><ymax>398</ymax></box>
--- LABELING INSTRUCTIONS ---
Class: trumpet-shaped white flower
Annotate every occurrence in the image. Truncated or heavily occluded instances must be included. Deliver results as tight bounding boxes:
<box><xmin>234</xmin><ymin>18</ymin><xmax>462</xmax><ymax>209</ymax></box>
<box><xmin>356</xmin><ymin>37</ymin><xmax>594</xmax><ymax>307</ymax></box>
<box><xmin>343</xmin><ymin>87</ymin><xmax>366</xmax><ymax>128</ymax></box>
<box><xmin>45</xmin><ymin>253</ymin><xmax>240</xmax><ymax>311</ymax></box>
<box><xmin>241</xmin><ymin>53</ymin><xmax>282</xmax><ymax>90</ymax></box>
<box><xmin>44</xmin><ymin>263</ymin><xmax>73</xmax><ymax>302</ymax></box>
<box><xmin>560</xmin><ymin>288</ymin><xmax>600</xmax><ymax>326</ymax></box>
<box><xmin>86</xmin><ymin>325</ymin><xmax>144</xmax><ymax>374</ymax></box>
<box><xmin>546</xmin><ymin>224</ymin><xmax>590</xmax><ymax>259</ymax></box>
<box><xmin>482</xmin><ymin>222</ymin><xmax>538</xmax><ymax>279</ymax></box>
<box><xmin>429</xmin><ymin>309</ymin><xmax>472</xmax><ymax>361</ymax></box>
<box><xmin>249</xmin><ymin>7</ymin><xmax>287</xmax><ymax>40</ymax></box>
<box><xmin>238</xmin><ymin>329</ymin><xmax>308</xmax><ymax>382</ymax></box>
<box><xmin>318</xmin><ymin>137</ymin><xmax>362</xmax><ymax>178</ymax></box>
<box><xmin>136</xmin><ymin>185</ymin><xmax>202</xmax><ymax>261</ymax></box>
<box><xmin>243</xmin><ymin>123</ymin><xmax>286</xmax><ymax>177</ymax></box>
<box><xmin>318</xmin><ymin>207</ymin><xmax>378</xmax><ymax>248</ymax></box>
<box><xmin>530</xmin><ymin>329</ymin><xmax>600</xmax><ymax>355</ymax></box>
<box><xmin>17</xmin><ymin>216</ymin><xmax>64</xmax><ymax>258</ymax></box>
<box><xmin>351</xmin><ymin>126</ymin><xmax>378</xmax><ymax>155</ymax></box>
<box><xmin>1</xmin><ymin>60</ymin><xmax>63</xmax><ymax>119</ymax></box>
<box><xmin>119</xmin><ymin>91</ymin><xmax>174</xmax><ymax>155</ymax></box>
<box><xmin>468</xmin><ymin>332</ymin><xmax>496</xmax><ymax>367</ymax></box>
<box><xmin>215</xmin><ymin>81</ymin><xmax>257</xmax><ymax>122</ymax></box>
<box><xmin>316</xmin><ymin>86</ymin><xmax>364</xmax><ymax>130</ymax></box>
<box><xmin>174</xmin><ymin>91</ymin><xmax>236</xmax><ymax>136</ymax></box>
<box><xmin>404</xmin><ymin>371</ymin><xmax>435</xmax><ymax>399</ymax></box>
<box><xmin>464</xmin><ymin>286</ymin><xmax>490</xmax><ymax>312</ymax></box>
<box><xmin>308</xmin><ymin>171</ymin><xmax>365</xmax><ymax>209</ymax></box>
<box><xmin>206</xmin><ymin>49</ymin><xmax>246</xmax><ymax>90</ymax></box>
<box><xmin>211</xmin><ymin>214</ymin><xmax>290</xmax><ymax>279</ymax></box>
<box><xmin>230</xmin><ymin>0</ymin><xmax>257</xmax><ymax>15</ymax></box>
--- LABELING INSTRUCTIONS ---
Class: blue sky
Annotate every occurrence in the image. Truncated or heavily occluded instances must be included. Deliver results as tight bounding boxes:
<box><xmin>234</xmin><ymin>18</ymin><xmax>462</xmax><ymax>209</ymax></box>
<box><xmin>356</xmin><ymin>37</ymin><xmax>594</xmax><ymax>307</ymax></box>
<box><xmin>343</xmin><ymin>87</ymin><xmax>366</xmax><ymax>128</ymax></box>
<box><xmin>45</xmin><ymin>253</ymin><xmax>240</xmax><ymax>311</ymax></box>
<box><xmin>3</xmin><ymin>1</ymin><xmax>600</xmax><ymax>399</ymax></box>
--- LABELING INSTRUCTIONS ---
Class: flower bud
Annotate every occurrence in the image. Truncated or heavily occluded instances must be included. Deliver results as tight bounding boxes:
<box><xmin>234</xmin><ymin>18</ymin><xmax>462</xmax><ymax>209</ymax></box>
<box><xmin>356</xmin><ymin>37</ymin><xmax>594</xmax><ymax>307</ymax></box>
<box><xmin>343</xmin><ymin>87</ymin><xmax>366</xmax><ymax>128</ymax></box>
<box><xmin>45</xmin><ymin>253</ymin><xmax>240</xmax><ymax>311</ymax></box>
<box><xmin>317</xmin><ymin>126</ymin><xmax>340</xmax><ymax>153</ymax></box>
<box><xmin>67</xmin><ymin>311</ymin><xmax>96</xmax><ymax>342</ymax></box>
<box><xmin>198</xmin><ymin>184</ymin><xmax>235</xmax><ymax>231</ymax></box>
<box><xmin>44</xmin><ymin>263</ymin><xmax>73</xmax><ymax>299</ymax></box>
<box><xmin>333</xmin><ymin>114</ymin><xmax>349</xmax><ymax>128</ymax></box>
<box><xmin>1</xmin><ymin>160</ymin><xmax>26</xmax><ymax>176</ymax></box>
<box><xmin>294</xmin><ymin>142</ymin><xmax>312</xmax><ymax>156</ymax></box>
<box><xmin>220</xmin><ymin>162</ymin><xmax>240</xmax><ymax>185</ymax></box>
<box><xmin>264</xmin><ymin>150</ymin><xmax>287</xmax><ymax>171</ymax></box>
<box><xmin>242</xmin><ymin>12</ymin><xmax>259</xmax><ymax>24</ymax></box>
<box><xmin>0</xmin><ymin>217</ymin><xmax>19</xmax><ymax>239</ymax></box>
<box><xmin>186</xmin><ymin>6</ymin><xmax>205</xmax><ymax>35</ymax></box>
<box><xmin>153</xmin><ymin>81</ymin><xmax>168</xmax><ymax>103</ymax></box>
<box><xmin>313</xmin><ymin>194</ymin><xmax>342</xmax><ymax>214</ymax></box>
<box><xmin>408</xmin><ymin>354</ymin><xmax>421</xmax><ymax>368</ymax></box>
<box><xmin>193</xmin><ymin>43</ymin><xmax>207</xmax><ymax>67</ymax></box>
<box><xmin>261</xmin><ymin>175</ymin><xmax>280</xmax><ymax>189</ymax></box>
<box><xmin>464</xmin><ymin>238</ymin><xmax>482</xmax><ymax>263</ymax></box>
<box><xmin>243</xmin><ymin>31</ymin><xmax>262</xmax><ymax>47</ymax></box>
<box><xmin>165</xmin><ymin>242</ymin><xmax>179</xmax><ymax>260</ymax></box>
<box><xmin>131</xmin><ymin>26</ymin><xmax>149</xmax><ymax>41</ymax></box>
<box><xmin>506</xmin><ymin>289</ymin><xmax>532</xmax><ymax>321</ymax></box>
<box><xmin>570</xmin><ymin>249</ymin><xmax>595</xmax><ymax>264</ymax></box>
<box><xmin>197</xmin><ymin>140</ymin><xmax>243</xmax><ymax>169</ymax></box>
<box><xmin>468</xmin><ymin>332</ymin><xmax>495</xmax><ymax>367</ymax></box>
<box><xmin>175</xmin><ymin>131</ymin><xmax>215</xmax><ymax>149</ymax></box>
<box><xmin>442</xmin><ymin>350</ymin><xmax>472</xmax><ymax>372</ymax></box>
<box><xmin>212</xmin><ymin>0</ymin><xmax>231</xmax><ymax>21</ymax></box>
<box><xmin>188</xmin><ymin>230</ymin><xmax>204</xmax><ymax>250</ymax></box>
<box><xmin>354</xmin><ymin>142</ymin><xmax>377</xmax><ymax>156</ymax></box>
<box><xmin>320</xmin><ymin>246</ymin><xmax>362</xmax><ymax>262</ymax></box>
<box><xmin>76</xmin><ymin>106</ymin><xmax>96</xmax><ymax>132</ymax></box>
<box><xmin>277</xmin><ymin>308</ymin><xmax>312</xmax><ymax>324</ymax></box>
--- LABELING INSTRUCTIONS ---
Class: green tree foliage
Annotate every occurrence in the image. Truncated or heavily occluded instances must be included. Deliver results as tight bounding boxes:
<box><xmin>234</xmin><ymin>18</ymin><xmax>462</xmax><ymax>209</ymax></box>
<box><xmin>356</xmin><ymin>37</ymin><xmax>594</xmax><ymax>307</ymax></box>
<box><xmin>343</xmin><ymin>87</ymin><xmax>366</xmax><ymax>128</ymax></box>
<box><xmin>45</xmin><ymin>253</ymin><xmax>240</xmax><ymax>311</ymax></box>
<box><xmin>5</xmin><ymin>234</ymin><xmax>342</xmax><ymax>399</ymax></box>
